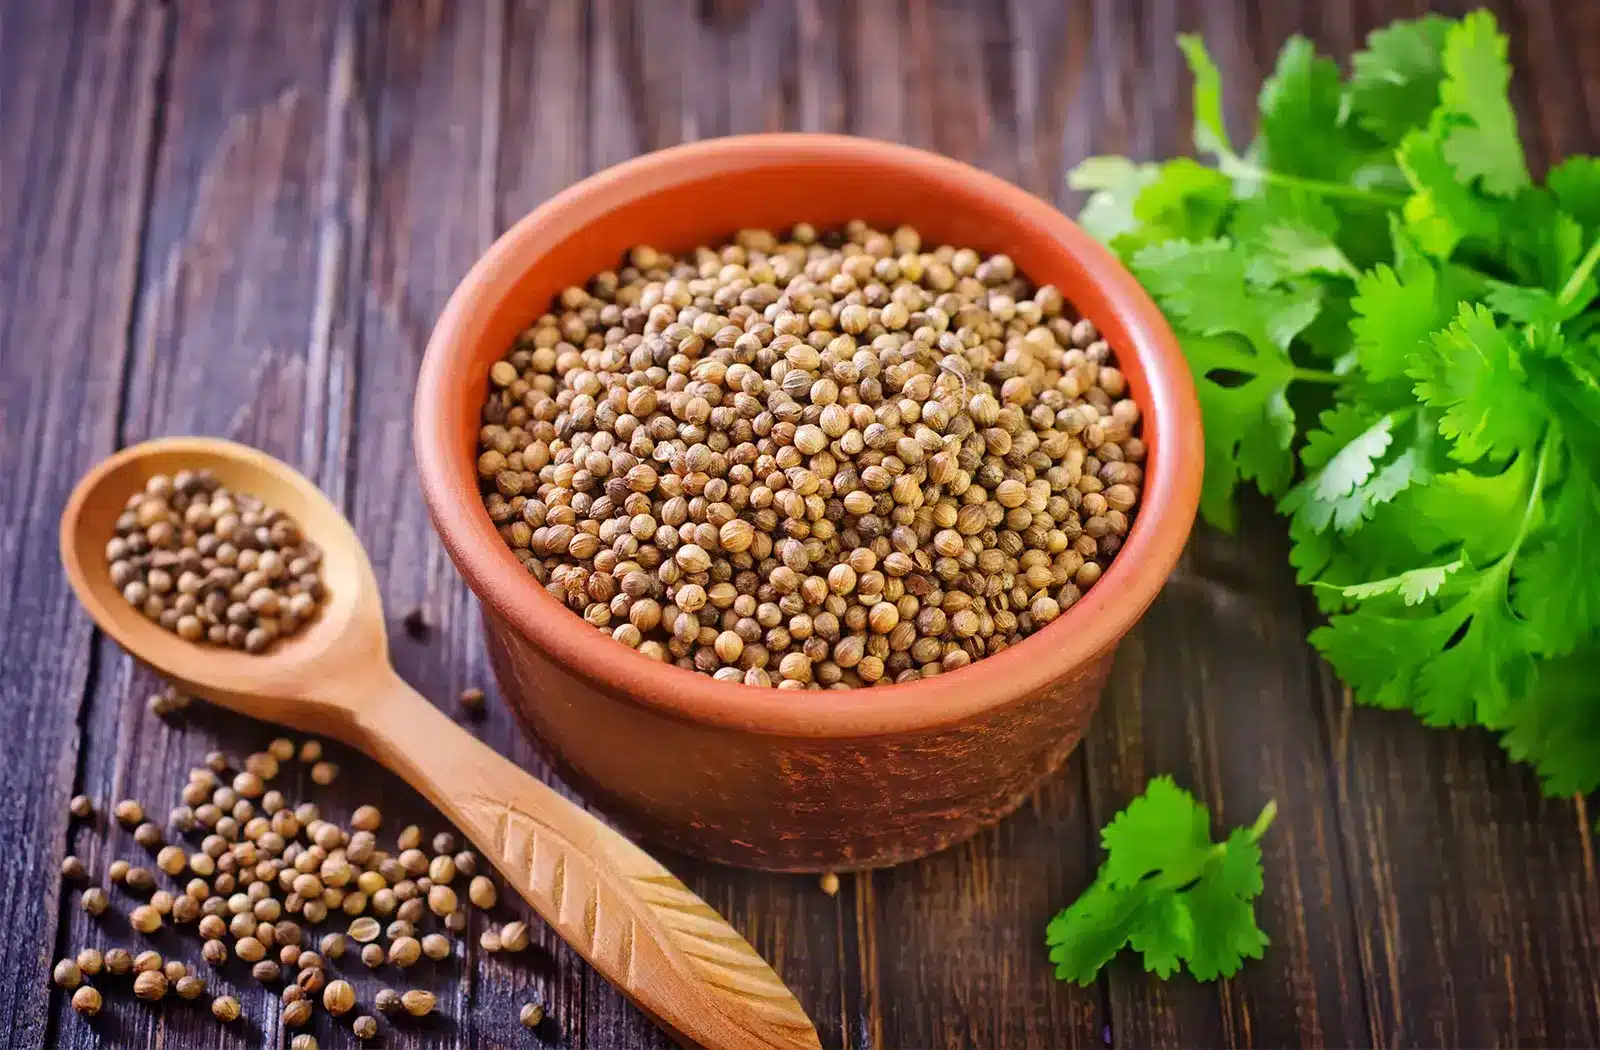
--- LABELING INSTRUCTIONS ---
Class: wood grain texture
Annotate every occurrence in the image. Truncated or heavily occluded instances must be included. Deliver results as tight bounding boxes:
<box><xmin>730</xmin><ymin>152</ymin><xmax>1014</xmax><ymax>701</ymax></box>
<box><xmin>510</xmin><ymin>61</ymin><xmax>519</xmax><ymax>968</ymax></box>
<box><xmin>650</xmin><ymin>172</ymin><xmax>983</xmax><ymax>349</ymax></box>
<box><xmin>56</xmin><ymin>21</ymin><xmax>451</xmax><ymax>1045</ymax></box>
<box><xmin>0</xmin><ymin>2</ymin><xmax>165</xmax><ymax>1046</ymax></box>
<box><xmin>13</xmin><ymin>1</ymin><xmax>1600</xmax><ymax>1048</ymax></box>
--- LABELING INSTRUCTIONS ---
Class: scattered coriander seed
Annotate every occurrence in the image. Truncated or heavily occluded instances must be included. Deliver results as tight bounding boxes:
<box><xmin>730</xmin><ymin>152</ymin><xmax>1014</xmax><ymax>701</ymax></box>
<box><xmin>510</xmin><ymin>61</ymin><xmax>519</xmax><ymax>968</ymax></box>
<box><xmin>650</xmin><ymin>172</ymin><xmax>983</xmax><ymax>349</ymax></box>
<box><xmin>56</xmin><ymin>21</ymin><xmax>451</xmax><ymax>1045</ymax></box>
<box><xmin>125</xmin><ymin>866</ymin><xmax>155</xmax><ymax>893</ymax></box>
<box><xmin>459</xmin><ymin>687</ymin><xmax>485</xmax><ymax>715</ymax></box>
<box><xmin>323</xmin><ymin>979</ymin><xmax>356</xmax><ymax>1015</ymax></box>
<box><xmin>310</xmin><ymin>761</ymin><xmax>338</xmax><ymax>785</ymax></box>
<box><xmin>202</xmin><ymin>938</ymin><xmax>229</xmax><ymax>966</ymax></box>
<box><xmin>468</xmin><ymin>875</ymin><xmax>496</xmax><ymax>909</ymax></box>
<box><xmin>156</xmin><ymin>845</ymin><xmax>185</xmax><ymax>875</ymax></box>
<box><xmin>81</xmin><ymin>887</ymin><xmax>110</xmax><ymax>916</ymax></box>
<box><xmin>212</xmin><ymin>994</ymin><xmax>241</xmax><ymax>1021</ymax></box>
<box><xmin>162</xmin><ymin>959</ymin><xmax>187</xmax><ymax>983</ymax></box>
<box><xmin>268</xmin><ymin>737</ymin><xmax>296</xmax><ymax>762</ymax></box>
<box><xmin>360</xmin><ymin>943</ymin><xmax>384</xmax><ymax>968</ymax></box>
<box><xmin>107</xmin><ymin>859</ymin><xmax>130</xmax><ymax>884</ymax></box>
<box><xmin>177</xmin><ymin>974</ymin><xmax>206</xmax><ymax>1000</ymax></box>
<box><xmin>52</xmin><ymin>959</ymin><xmax>82</xmax><ymax>990</ymax></box>
<box><xmin>76</xmin><ymin>948</ymin><xmax>104</xmax><ymax>976</ymax></box>
<box><xmin>235</xmin><ymin>936</ymin><xmax>266</xmax><ymax>963</ymax></box>
<box><xmin>520</xmin><ymin>1001</ymin><xmax>547</xmax><ymax>1029</ymax></box>
<box><xmin>169</xmin><ymin>805</ymin><xmax>196</xmax><ymax>832</ymax></box>
<box><xmin>388</xmin><ymin>936</ymin><xmax>421</xmax><ymax>968</ymax></box>
<box><xmin>283</xmin><ymin>984</ymin><xmax>306</xmax><ymax>1005</ymax></box>
<box><xmin>133</xmin><ymin>970</ymin><xmax>167</xmax><ymax>1001</ymax></box>
<box><xmin>320</xmin><ymin>932</ymin><xmax>347</xmax><ymax>959</ymax></box>
<box><xmin>252</xmin><ymin>960</ymin><xmax>281</xmax><ymax>983</ymax></box>
<box><xmin>353</xmin><ymin>1014</ymin><xmax>379</xmax><ymax>1040</ymax></box>
<box><xmin>71</xmin><ymin>985</ymin><xmax>102</xmax><ymax>1018</ymax></box>
<box><xmin>280</xmin><ymin>944</ymin><xmax>302</xmax><ymax>968</ymax></box>
<box><xmin>397</xmin><ymin>897</ymin><xmax>425</xmax><ymax>924</ymax></box>
<box><xmin>396</xmin><ymin>825</ymin><xmax>421</xmax><ymax>851</ymax></box>
<box><xmin>401</xmin><ymin>989</ymin><xmax>437</xmax><ymax>1017</ymax></box>
<box><xmin>133</xmin><ymin>822</ymin><xmax>163</xmax><ymax>850</ymax></box>
<box><xmin>375</xmin><ymin>988</ymin><xmax>401</xmax><ymax>1014</ymax></box>
<box><xmin>69</xmin><ymin>794</ymin><xmax>94</xmax><ymax>820</ymax></box>
<box><xmin>104</xmin><ymin>949</ymin><xmax>133</xmax><ymax>976</ymax></box>
<box><xmin>205</xmin><ymin>750</ymin><xmax>229</xmax><ymax>773</ymax></box>
<box><xmin>454</xmin><ymin>850</ymin><xmax>477</xmax><ymax>877</ymax></box>
<box><xmin>350</xmin><ymin>805</ymin><xmax>382</xmax><ymax>831</ymax></box>
<box><xmin>499</xmin><ymin>920</ymin><xmax>530</xmax><ymax>952</ymax></box>
<box><xmin>291</xmin><ymin>1036</ymin><xmax>319</xmax><ymax>1050</ymax></box>
<box><xmin>348</xmin><ymin>916</ymin><xmax>380</xmax><ymax>943</ymax></box>
<box><xmin>147</xmin><ymin>685</ymin><xmax>191</xmax><ymax>717</ymax></box>
<box><xmin>130</xmin><ymin>904</ymin><xmax>162</xmax><ymax>934</ymax></box>
<box><xmin>60</xmin><ymin>855</ymin><xmax>87</xmax><ymax>881</ymax></box>
<box><xmin>298</xmin><ymin>739</ymin><xmax>323</xmax><ymax>763</ymax></box>
<box><xmin>296</xmin><ymin>966</ymin><xmax>327</xmax><ymax>996</ymax></box>
<box><xmin>298</xmin><ymin>950</ymin><xmax>325</xmax><ymax>970</ymax></box>
<box><xmin>386</xmin><ymin>919</ymin><xmax>415</xmax><ymax>941</ymax></box>
<box><xmin>428</xmin><ymin>854</ymin><xmax>455</xmax><ymax>884</ymax></box>
<box><xmin>283</xmin><ymin>998</ymin><xmax>313</xmax><ymax>1027</ymax></box>
<box><xmin>819</xmin><ymin>872</ymin><xmax>840</xmax><ymax>896</ymax></box>
<box><xmin>172</xmin><ymin>894</ymin><xmax>200</xmax><ymax>924</ymax></box>
<box><xmin>421</xmin><ymin>933</ymin><xmax>450</xmax><ymax>961</ymax></box>
<box><xmin>444</xmin><ymin>909</ymin><xmax>467</xmax><ymax>933</ymax></box>
<box><xmin>114</xmin><ymin>799</ymin><xmax>144</xmax><ymax>827</ymax></box>
<box><xmin>427</xmin><ymin>885</ymin><xmax>458</xmax><ymax>917</ymax></box>
<box><xmin>133</xmin><ymin>950</ymin><xmax>162</xmax><ymax>974</ymax></box>
<box><xmin>479</xmin><ymin>928</ymin><xmax>501</xmax><ymax>953</ymax></box>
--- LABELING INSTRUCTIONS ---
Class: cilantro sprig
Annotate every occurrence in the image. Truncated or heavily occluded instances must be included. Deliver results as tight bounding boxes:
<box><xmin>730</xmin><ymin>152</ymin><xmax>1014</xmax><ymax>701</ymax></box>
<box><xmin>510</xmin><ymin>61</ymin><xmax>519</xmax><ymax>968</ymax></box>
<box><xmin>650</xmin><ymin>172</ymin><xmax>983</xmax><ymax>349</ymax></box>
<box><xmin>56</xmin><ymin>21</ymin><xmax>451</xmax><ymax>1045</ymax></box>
<box><xmin>1072</xmin><ymin>10</ymin><xmax>1600</xmax><ymax>802</ymax></box>
<box><xmin>1046</xmin><ymin>778</ymin><xmax>1276</xmax><ymax>984</ymax></box>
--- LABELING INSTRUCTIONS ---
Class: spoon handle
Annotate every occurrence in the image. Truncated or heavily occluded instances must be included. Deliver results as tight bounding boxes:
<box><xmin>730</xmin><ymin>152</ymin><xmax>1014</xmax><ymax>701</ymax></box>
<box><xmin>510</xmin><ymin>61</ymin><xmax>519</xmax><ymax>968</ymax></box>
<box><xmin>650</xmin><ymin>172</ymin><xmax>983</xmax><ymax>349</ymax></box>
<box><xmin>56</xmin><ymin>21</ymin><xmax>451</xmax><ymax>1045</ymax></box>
<box><xmin>357</xmin><ymin>669</ymin><xmax>821</xmax><ymax>1050</ymax></box>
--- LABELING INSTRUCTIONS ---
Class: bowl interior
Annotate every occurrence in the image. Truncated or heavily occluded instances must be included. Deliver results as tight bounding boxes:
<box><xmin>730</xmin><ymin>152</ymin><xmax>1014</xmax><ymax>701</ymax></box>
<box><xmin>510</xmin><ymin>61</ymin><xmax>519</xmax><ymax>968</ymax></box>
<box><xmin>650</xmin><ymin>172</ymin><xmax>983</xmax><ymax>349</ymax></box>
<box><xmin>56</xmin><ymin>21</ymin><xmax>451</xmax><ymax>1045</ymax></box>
<box><xmin>417</xmin><ymin>135</ymin><xmax>1201</xmax><ymax>736</ymax></box>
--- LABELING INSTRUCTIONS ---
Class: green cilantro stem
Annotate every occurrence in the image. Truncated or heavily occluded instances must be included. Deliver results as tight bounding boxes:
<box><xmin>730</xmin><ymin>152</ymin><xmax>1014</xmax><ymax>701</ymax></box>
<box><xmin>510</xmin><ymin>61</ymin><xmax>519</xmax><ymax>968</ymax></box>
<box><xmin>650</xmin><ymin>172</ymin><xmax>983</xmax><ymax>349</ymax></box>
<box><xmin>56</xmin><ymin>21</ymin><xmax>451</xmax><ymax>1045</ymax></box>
<box><xmin>1500</xmin><ymin>436</ymin><xmax>1553</xmax><ymax>569</ymax></box>
<box><xmin>1218</xmin><ymin>155</ymin><xmax>1407</xmax><ymax>207</ymax></box>
<box><xmin>1557</xmin><ymin>237</ymin><xmax>1600</xmax><ymax>306</ymax></box>
<box><xmin>1143</xmin><ymin>800</ymin><xmax>1278</xmax><ymax>891</ymax></box>
<box><xmin>1290</xmin><ymin>367</ymin><xmax>1341</xmax><ymax>385</ymax></box>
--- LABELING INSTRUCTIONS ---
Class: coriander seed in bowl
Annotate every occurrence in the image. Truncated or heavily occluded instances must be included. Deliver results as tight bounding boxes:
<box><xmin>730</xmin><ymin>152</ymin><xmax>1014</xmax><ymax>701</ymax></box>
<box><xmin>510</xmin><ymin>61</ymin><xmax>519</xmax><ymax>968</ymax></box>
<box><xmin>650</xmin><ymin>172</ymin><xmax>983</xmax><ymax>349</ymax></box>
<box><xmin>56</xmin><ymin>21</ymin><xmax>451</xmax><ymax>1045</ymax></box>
<box><xmin>475</xmin><ymin>222</ymin><xmax>1142</xmax><ymax>689</ymax></box>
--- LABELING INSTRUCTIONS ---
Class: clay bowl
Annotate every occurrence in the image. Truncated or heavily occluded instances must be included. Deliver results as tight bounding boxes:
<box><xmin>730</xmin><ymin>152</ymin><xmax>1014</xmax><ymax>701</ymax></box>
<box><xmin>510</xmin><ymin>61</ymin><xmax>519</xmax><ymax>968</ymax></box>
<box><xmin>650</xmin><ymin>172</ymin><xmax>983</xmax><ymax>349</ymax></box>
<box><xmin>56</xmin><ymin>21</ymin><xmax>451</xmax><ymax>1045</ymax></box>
<box><xmin>416</xmin><ymin>133</ymin><xmax>1201</xmax><ymax>872</ymax></box>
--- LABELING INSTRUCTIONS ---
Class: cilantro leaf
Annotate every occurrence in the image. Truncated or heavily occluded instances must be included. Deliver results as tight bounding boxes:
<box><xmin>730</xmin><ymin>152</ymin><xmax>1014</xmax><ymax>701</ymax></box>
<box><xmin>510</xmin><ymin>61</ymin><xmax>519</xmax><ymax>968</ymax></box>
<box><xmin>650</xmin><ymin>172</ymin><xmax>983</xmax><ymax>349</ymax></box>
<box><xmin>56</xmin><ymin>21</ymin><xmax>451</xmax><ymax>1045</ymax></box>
<box><xmin>1498</xmin><ymin>650</ymin><xmax>1600</xmax><ymax>797</ymax></box>
<box><xmin>1311</xmin><ymin>557</ymin><xmax>1535</xmax><ymax>727</ymax></box>
<box><xmin>1280</xmin><ymin>405</ymin><xmax>1398</xmax><ymax>533</ymax></box>
<box><xmin>1178</xmin><ymin>35</ymin><xmax>1232</xmax><ymax>161</ymax></box>
<box><xmin>1397</xmin><ymin>129</ymin><xmax>1498</xmax><ymax>257</ymax></box>
<box><xmin>1410</xmin><ymin>304</ymin><xmax>1544</xmax><ymax>463</ymax></box>
<box><xmin>1046</xmin><ymin>779</ymin><xmax>1275</xmax><ymax>985</ymax></box>
<box><xmin>1098</xmin><ymin>158</ymin><xmax>1235</xmax><ymax>258</ymax></box>
<box><xmin>1257</xmin><ymin>36</ymin><xmax>1379</xmax><ymax>182</ymax></box>
<box><xmin>1131</xmin><ymin>239</ymin><xmax>1320</xmax><ymax>526</ymax></box>
<box><xmin>1435</xmin><ymin>10</ymin><xmax>1529</xmax><ymax>197</ymax></box>
<box><xmin>1350</xmin><ymin>257</ymin><xmax>1448</xmax><ymax>383</ymax></box>
<box><xmin>1319</xmin><ymin>560</ymin><xmax>1460</xmax><ymax>606</ymax></box>
<box><xmin>1513</xmin><ymin>445</ymin><xmax>1600</xmax><ymax>655</ymax></box>
<box><xmin>1548</xmin><ymin>156</ymin><xmax>1600</xmax><ymax>232</ymax></box>
<box><xmin>1348</xmin><ymin>15</ymin><xmax>1452</xmax><ymax>144</ymax></box>
<box><xmin>1070</xmin><ymin>157</ymin><xmax>1161</xmax><ymax>245</ymax></box>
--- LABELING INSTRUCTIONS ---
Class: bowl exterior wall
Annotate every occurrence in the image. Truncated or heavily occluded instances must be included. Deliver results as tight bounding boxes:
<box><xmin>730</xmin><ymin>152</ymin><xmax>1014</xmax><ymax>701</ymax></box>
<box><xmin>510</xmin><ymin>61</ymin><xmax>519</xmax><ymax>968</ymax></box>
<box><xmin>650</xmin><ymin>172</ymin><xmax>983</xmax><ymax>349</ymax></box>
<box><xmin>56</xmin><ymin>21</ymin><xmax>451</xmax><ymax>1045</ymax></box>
<box><xmin>484</xmin><ymin>604</ymin><xmax>1113</xmax><ymax>870</ymax></box>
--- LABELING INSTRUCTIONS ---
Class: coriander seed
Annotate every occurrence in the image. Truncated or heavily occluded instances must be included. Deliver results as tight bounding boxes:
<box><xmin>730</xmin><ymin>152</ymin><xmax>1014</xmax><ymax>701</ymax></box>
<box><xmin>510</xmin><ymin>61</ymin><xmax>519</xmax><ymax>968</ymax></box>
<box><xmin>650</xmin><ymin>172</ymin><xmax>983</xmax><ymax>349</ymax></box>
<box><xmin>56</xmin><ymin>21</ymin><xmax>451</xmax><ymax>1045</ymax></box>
<box><xmin>212</xmin><ymin>994</ymin><xmax>241</xmax><ymax>1021</ymax></box>
<box><xmin>129</xmin><ymin>904</ymin><xmax>162</xmax><ymax>933</ymax></box>
<box><xmin>132</xmin><ymin>950</ymin><xmax>162</xmax><ymax>974</ymax></box>
<box><xmin>283</xmin><ymin>998</ymin><xmax>313</xmax><ymax>1027</ymax></box>
<box><xmin>499</xmin><ymin>920</ymin><xmax>530</xmax><ymax>952</ymax></box>
<box><xmin>388</xmin><ymin>936</ymin><xmax>421</xmax><ymax>967</ymax></box>
<box><xmin>52</xmin><ymin>959</ymin><xmax>82</xmax><ymax>990</ymax></box>
<box><xmin>459</xmin><ymin>687</ymin><xmax>485</xmax><ymax>714</ymax></box>
<box><xmin>76</xmin><ymin>948</ymin><xmax>104</xmax><ymax>976</ymax></box>
<box><xmin>421</xmin><ymin>933</ymin><xmax>450</xmax><ymax>961</ymax></box>
<box><xmin>71</xmin><ymin>985</ymin><xmax>102</xmax><ymax>1018</ymax></box>
<box><xmin>310</xmin><ymin>761</ymin><xmax>338</xmax><ymax>785</ymax></box>
<box><xmin>348</xmin><ymin>916</ymin><xmax>380</xmax><ymax>943</ymax></box>
<box><xmin>468</xmin><ymin>875</ymin><xmax>496</xmax><ymax>909</ymax></box>
<box><xmin>353</xmin><ymin>1014</ymin><xmax>379</xmax><ymax>1040</ymax></box>
<box><xmin>133</xmin><ymin>970</ymin><xmax>167</xmax><ymax>1001</ymax></box>
<box><xmin>177</xmin><ymin>975</ymin><xmax>205</xmax><ymax>1000</ymax></box>
<box><xmin>291</xmin><ymin>1037</ymin><xmax>319</xmax><ymax>1050</ymax></box>
<box><xmin>375</xmin><ymin>987</ymin><xmax>401</xmax><ymax>1014</ymax></box>
<box><xmin>323</xmin><ymin>979</ymin><xmax>356</xmax><ymax>1015</ymax></box>
<box><xmin>360</xmin><ymin>943</ymin><xmax>383</xmax><ymax>968</ymax></box>
<box><xmin>520</xmin><ymin>1001</ymin><xmax>546</xmax><ymax>1029</ymax></box>
<box><xmin>81</xmin><ymin>887</ymin><xmax>109</xmax><ymax>916</ymax></box>
<box><xmin>401</xmin><ymin>989</ymin><xmax>437</xmax><ymax>1017</ymax></box>
<box><xmin>60</xmin><ymin>855</ymin><xmax>87</xmax><ymax>881</ymax></box>
<box><xmin>69</xmin><ymin>794</ymin><xmax>94</xmax><ymax>819</ymax></box>
<box><xmin>105</xmin><ymin>949</ymin><xmax>132</xmax><ymax>976</ymax></box>
<box><xmin>114</xmin><ymin>799</ymin><xmax>143</xmax><ymax>826</ymax></box>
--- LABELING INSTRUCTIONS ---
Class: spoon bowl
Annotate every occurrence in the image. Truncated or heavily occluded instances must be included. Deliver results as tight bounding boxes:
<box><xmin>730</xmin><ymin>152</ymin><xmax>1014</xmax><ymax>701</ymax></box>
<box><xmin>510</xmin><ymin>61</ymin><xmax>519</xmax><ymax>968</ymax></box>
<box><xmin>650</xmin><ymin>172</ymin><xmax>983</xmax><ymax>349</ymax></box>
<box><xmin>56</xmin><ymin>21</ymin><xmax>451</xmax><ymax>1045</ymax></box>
<box><xmin>60</xmin><ymin>436</ymin><xmax>821</xmax><ymax>1050</ymax></box>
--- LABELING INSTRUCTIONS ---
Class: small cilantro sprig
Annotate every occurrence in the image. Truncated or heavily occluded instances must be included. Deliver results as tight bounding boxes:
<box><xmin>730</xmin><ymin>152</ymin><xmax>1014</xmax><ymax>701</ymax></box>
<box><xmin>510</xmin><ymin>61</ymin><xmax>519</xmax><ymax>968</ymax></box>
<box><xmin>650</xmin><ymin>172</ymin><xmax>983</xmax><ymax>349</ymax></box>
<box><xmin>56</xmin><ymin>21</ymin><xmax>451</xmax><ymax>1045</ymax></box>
<box><xmin>1072</xmin><ymin>10</ymin><xmax>1600</xmax><ymax>805</ymax></box>
<box><xmin>1046</xmin><ymin>778</ymin><xmax>1276</xmax><ymax>984</ymax></box>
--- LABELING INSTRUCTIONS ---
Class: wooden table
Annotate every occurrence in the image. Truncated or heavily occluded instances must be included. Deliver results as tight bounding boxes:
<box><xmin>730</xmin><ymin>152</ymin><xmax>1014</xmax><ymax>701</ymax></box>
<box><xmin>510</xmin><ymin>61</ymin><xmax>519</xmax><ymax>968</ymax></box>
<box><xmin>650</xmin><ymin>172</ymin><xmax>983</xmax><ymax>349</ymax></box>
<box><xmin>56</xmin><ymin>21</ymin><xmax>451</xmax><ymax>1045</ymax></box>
<box><xmin>5</xmin><ymin>1</ymin><xmax>1598</xmax><ymax>1047</ymax></box>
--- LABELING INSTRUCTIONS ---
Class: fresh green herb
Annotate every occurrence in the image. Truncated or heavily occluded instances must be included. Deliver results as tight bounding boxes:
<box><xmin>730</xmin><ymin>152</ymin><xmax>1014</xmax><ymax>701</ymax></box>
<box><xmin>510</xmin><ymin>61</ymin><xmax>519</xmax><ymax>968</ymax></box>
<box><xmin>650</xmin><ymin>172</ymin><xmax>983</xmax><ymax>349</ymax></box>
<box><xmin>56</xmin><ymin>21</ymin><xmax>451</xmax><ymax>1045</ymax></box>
<box><xmin>1046</xmin><ymin>778</ymin><xmax>1276</xmax><ymax>984</ymax></box>
<box><xmin>1072</xmin><ymin>10</ymin><xmax>1600</xmax><ymax>802</ymax></box>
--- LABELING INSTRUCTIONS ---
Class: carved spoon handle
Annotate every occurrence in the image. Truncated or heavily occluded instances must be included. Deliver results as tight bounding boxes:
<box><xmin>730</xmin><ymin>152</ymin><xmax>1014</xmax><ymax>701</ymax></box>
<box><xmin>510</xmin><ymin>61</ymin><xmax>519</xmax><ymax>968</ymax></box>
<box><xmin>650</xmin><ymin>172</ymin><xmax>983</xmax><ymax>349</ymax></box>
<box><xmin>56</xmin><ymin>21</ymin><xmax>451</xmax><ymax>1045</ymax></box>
<box><xmin>358</xmin><ymin>669</ymin><xmax>821</xmax><ymax>1050</ymax></box>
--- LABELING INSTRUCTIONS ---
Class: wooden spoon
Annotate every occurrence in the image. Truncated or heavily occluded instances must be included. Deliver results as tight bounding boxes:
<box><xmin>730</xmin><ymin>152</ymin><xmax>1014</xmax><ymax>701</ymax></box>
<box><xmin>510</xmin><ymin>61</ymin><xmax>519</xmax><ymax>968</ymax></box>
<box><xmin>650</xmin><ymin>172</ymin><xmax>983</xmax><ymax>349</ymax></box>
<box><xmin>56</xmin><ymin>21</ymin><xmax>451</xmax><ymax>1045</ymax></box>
<box><xmin>59</xmin><ymin>436</ymin><xmax>822</xmax><ymax>1050</ymax></box>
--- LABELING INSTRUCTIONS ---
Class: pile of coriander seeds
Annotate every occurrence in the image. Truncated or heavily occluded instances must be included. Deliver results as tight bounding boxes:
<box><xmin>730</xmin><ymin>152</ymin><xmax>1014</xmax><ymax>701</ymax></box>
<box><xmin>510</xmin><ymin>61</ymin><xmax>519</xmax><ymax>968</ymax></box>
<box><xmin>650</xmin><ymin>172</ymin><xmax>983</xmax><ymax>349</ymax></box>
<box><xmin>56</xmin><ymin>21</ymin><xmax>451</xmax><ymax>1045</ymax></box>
<box><xmin>476</xmin><ymin>221</ymin><xmax>1144</xmax><ymax>688</ymax></box>
<box><xmin>54</xmin><ymin>732</ymin><xmax>551</xmax><ymax>1042</ymax></box>
<box><xmin>106</xmin><ymin>470</ymin><xmax>327</xmax><ymax>653</ymax></box>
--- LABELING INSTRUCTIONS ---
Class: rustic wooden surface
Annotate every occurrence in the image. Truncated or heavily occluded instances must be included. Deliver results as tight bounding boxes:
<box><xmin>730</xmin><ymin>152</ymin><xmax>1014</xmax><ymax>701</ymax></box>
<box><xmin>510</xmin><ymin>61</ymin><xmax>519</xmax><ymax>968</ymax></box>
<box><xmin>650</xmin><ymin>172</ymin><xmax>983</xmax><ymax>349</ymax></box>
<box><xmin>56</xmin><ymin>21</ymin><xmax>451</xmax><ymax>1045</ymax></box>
<box><xmin>4</xmin><ymin>1</ymin><xmax>1597</xmax><ymax>1047</ymax></box>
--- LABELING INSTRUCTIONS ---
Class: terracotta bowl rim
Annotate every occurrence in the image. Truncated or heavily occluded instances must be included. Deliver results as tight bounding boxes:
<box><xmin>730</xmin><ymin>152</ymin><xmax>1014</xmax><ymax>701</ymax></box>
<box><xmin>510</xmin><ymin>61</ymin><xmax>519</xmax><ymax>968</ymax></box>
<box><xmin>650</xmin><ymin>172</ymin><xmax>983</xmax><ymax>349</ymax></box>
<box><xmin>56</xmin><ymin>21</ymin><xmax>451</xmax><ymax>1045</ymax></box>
<box><xmin>415</xmin><ymin>132</ymin><xmax>1200</xmax><ymax>739</ymax></box>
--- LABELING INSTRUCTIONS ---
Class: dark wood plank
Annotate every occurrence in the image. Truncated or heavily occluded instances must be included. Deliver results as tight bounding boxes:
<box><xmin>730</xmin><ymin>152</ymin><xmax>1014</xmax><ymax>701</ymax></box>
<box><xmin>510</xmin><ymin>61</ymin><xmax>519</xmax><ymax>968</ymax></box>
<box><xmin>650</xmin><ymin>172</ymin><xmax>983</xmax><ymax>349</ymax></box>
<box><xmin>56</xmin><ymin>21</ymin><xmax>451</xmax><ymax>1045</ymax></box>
<box><xmin>0</xmin><ymin>1</ymin><xmax>167</xmax><ymax>1045</ymax></box>
<box><xmin>52</xmin><ymin>3</ymin><xmax>383</xmax><ymax>1047</ymax></box>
